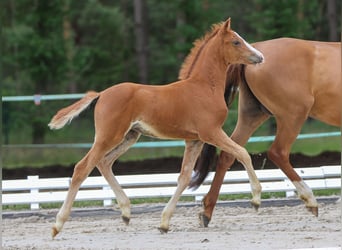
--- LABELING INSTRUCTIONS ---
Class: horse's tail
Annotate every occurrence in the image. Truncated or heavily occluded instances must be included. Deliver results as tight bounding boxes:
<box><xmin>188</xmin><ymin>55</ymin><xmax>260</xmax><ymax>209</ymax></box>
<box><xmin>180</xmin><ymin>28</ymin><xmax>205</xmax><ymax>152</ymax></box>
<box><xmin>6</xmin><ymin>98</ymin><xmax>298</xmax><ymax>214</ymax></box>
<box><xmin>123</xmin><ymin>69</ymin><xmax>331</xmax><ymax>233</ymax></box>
<box><xmin>188</xmin><ymin>64</ymin><xmax>245</xmax><ymax>190</ymax></box>
<box><xmin>48</xmin><ymin>91</ymin><xmax>100</xmax><ymax>130</ymax></box>
<box><xmin>188</xmin><ymin>143</ymin><xmax>217</xmax><ymax>189</ymax></box>
<box><xmin>224</xmin><ymin>64</ymin><xmax>245</xmax><ymax>107</ymax></box>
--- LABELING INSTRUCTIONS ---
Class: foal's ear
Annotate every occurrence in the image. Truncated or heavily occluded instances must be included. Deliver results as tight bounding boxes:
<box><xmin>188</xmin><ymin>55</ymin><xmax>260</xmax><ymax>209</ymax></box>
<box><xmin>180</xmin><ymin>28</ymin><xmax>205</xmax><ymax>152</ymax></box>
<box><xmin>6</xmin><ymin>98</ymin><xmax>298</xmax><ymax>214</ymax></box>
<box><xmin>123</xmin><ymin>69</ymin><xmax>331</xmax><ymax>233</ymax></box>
<box><xmin>223</xmin><ymin>18</ymin><xmax>231</xmax><ymax>31</ymax></box>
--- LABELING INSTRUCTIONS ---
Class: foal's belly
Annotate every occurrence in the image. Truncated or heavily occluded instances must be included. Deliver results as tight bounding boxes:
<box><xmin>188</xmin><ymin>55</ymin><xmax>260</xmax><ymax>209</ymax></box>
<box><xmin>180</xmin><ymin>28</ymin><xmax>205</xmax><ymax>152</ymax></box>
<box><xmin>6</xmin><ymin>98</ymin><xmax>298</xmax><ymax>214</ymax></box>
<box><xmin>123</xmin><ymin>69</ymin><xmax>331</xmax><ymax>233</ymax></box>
<box><xmin>131</xmin><ymin>121</ymin><xmax>199</xmax><ymax>140</ymax></box>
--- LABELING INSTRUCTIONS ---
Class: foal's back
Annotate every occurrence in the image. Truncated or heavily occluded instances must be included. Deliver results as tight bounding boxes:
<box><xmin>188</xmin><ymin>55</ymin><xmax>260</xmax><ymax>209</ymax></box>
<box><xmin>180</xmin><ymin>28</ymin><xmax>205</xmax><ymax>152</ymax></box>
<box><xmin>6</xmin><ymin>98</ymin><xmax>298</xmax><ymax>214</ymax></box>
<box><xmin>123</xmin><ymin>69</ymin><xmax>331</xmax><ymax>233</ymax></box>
<box><xmin>94</xmin><ymin>80</ymin><xmax>208</xmax><ymax>141</ymax></box>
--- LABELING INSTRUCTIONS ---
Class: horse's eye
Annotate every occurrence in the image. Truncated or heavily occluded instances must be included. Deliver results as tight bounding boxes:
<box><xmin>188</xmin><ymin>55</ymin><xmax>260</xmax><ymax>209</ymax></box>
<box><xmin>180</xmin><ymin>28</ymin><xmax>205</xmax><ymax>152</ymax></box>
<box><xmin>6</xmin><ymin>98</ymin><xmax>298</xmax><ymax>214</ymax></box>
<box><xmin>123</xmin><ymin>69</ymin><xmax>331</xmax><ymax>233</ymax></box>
<box><xmin>232</xmin><ymin>40</ymin><xmax>241</xmax><ymax>46</ymax></box>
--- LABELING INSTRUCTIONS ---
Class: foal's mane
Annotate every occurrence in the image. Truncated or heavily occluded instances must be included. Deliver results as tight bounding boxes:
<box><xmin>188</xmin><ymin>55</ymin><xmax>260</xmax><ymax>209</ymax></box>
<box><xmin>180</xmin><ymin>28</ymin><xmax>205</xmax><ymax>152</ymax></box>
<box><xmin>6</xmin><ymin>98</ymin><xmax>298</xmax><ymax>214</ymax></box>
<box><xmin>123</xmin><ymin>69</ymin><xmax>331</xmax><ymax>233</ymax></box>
<box><xmin>178</xmin><ymin>22</ymin><xmax>224</xmax><ymax>80</ymax></box>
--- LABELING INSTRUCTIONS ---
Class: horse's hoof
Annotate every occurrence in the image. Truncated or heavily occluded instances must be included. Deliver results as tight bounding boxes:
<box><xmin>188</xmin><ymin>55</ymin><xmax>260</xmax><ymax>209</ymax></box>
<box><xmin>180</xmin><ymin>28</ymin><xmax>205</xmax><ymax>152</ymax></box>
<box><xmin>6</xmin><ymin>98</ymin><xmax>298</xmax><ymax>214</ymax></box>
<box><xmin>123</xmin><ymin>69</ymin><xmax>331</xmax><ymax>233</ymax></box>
<box><xmin>199</xmin><ymin>212</ymin><xmax>210</xmax><ymax>228</ymax></box>
<box><xmin>122</xmin><ymin>216</ymin><xmax>130</xmax><ymax>225</ymax></box>
<box><xmin>306</xmin><ymin>206</ymin><xmax>318</xmax><ymax>217</ymax></box>
<box><xmin>51</xmin><ymin>226</ymin><xmax>59</xmax><ymax>239</ymax></box>
<box><xmin>158</xmin><ymin>227</ymin><xmax>169</xmax><ymax>234</ymax></box>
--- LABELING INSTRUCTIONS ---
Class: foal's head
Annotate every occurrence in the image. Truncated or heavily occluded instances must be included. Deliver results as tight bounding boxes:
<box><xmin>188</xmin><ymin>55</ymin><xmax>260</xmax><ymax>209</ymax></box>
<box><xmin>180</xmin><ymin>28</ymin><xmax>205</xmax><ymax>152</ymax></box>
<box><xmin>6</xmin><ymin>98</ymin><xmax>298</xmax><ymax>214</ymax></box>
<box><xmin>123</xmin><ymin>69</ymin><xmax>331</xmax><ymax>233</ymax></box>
<box><xmin>218</xmin><ymin>18</ymin><xmax>264</xmax><ymax>65</ymax></box>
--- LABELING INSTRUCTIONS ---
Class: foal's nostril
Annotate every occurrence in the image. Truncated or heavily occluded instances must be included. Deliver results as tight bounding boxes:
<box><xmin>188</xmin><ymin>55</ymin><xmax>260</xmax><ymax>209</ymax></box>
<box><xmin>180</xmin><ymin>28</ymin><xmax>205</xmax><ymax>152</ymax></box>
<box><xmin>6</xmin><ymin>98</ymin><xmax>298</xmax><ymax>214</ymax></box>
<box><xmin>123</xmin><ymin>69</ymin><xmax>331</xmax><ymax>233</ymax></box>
<box><xmin>250</xmin><ymin>54</ymin><xmax>264</xmax><ymax>64</ymax></box>
<box><xmin>257</xmin><ymin>55</ymin><xmax>264</xmax><ymax>63</ymax></box>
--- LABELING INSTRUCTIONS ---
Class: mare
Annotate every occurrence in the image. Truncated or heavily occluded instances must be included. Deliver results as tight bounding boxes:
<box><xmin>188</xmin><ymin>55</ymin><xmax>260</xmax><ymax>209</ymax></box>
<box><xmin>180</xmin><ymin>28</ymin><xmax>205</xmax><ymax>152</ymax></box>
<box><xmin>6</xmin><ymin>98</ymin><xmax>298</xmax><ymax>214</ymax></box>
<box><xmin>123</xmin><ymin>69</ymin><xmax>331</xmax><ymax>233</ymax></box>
<box><xmin>189</xmin><ymin>38</ymin><xmax>341</xmax><ymax>227</ymax></box>
<box><xmin>48</xmin><ymin>18</ymin><xmax>264</xmax><ymax>238</ymax></box>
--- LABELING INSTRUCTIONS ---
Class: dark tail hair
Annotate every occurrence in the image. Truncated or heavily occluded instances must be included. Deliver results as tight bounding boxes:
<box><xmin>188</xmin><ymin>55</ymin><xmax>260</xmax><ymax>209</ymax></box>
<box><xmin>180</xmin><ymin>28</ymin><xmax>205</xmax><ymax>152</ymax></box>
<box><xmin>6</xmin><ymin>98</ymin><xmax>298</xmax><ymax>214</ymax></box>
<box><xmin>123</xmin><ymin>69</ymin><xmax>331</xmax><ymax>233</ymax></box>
<box><xmin>188</xmin><ymin>143</ymin><xmax>217</xmax><ymax>189</ymax></box>
<box><xmin>224</xmin><ymin>64</ymin><xmax>245</xmax><ymax>107</ymax></box>
<box><xmin>188</xmin><ymin>64</ymin><xmax>245</xmax><ymax>190</ymax></box>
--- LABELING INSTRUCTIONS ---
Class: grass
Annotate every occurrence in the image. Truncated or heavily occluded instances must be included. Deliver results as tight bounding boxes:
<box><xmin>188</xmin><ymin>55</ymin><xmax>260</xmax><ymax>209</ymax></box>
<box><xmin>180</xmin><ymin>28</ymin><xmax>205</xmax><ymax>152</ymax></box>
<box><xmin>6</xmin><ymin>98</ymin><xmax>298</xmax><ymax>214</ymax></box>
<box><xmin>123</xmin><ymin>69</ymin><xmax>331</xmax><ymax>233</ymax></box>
<box><xmin>3</xmin><ymin>115</ymin><xmax>340</xmax><ymax>169</ymax></box>
<box><xmin>3</xmin><ymin>189</ymin><xmax>340</xmax><ymax>211</ymax></box>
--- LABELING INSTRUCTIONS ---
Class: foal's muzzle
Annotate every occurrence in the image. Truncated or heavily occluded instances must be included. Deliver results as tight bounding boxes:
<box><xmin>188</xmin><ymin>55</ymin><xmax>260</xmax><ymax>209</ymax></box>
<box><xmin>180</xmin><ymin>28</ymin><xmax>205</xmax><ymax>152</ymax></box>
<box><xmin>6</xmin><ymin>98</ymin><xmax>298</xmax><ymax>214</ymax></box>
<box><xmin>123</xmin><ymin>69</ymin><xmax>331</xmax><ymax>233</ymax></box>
<box><xmin>249</xmin><ymin>54</ymin><xmax>264</xmax><ymax>64</ymax></box>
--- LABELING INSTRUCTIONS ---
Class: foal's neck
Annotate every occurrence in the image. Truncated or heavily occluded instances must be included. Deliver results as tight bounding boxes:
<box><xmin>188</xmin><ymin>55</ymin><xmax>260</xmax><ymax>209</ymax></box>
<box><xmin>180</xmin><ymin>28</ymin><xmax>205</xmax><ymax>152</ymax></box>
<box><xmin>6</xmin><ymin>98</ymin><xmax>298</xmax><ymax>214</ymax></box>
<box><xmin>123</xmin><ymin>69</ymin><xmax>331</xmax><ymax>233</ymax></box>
<box><xmin>188</xmin><ymin>39</ymin><xmax>228</xmax><ymax>92</ymax></box>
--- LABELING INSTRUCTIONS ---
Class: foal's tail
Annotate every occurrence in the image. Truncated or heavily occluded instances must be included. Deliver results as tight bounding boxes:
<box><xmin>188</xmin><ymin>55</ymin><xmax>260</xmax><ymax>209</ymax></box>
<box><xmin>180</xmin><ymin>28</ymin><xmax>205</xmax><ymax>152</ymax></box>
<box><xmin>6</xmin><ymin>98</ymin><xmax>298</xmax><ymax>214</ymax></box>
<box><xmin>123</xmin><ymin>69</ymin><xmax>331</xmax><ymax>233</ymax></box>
<box><xmin>48</xmin><ymin>91</ymin><xmax>100</xmax><ymax>130</ymax></box>
<box><xmin>189</xmin><ymin>64</ymin><xmax>245</xmax><ymax>190</ymax></box>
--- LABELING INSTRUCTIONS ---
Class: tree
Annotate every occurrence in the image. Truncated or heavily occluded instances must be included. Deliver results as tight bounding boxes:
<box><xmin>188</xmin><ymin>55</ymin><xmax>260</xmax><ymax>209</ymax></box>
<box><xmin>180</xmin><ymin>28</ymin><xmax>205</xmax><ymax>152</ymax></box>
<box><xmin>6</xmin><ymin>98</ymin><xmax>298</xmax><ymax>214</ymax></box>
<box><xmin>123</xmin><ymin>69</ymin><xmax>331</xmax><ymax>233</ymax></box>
<box><xmin>134</xmin><ymin>0</ymin><xmax>149</xmax><ymax>83</ymax></box>
<box><xmin>2</xmin><ymin>0</ymin><xmax>340</xmax><ymax>145</ymax></box>
<box><xmin>68</xmin><ymin>0</ymin><xmax>131</xmax><ymax>91</ymax></box>
<box><xmin>248</xmin><ymin>0</ymin><xmax>341</xmax><ymax>41</ymax></box>
<box><xmin>248</xmin><ymin>0</ymin><xmax>316</xmax><ymax>40</ymax></box>
<box><xmin>326</xmin><ymin>0</ymin><xmax>339</xmax><ymax>41</ymax></box>
<box><xmin>2</xmin><ymin>0</ymin><xmax>67</xmax><ymax>144</ymax></box>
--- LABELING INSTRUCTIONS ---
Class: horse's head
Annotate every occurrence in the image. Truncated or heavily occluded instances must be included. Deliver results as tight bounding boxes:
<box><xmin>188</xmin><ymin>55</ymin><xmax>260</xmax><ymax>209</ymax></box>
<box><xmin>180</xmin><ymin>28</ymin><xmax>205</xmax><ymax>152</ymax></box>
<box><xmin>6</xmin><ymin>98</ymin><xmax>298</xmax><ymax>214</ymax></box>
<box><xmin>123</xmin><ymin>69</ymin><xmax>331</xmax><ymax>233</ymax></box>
<box><xmin>218</xmin><ymin>18</ymin><xmax>264</xmax><ymax>65</ymax></box>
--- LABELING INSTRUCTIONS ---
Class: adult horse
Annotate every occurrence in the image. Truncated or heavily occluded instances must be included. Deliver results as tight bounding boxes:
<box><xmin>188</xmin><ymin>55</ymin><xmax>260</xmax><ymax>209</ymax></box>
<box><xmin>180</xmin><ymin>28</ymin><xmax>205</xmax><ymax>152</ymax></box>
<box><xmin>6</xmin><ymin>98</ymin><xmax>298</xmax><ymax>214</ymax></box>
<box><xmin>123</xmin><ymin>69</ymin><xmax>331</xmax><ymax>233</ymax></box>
<box><xmin>189</xmin><ymin>38</ymin><xmax>341</xmax><ymax>227</ymax></box>
<box><xmin>48</xmin><ymin>18</ymin><xmax>264</xmax><ymax>238</ymax></box>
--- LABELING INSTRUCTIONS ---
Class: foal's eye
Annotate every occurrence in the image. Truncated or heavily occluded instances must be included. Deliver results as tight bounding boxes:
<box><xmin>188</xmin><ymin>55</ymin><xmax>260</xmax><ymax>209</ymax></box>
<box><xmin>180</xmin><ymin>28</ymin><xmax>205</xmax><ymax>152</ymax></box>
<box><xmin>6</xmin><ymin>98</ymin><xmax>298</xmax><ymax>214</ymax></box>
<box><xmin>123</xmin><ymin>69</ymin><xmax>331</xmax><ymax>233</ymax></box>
<box><xmin>232</xmin><ymin>40</ymin><xmax>241</xmax><ymax>46</ymax></box>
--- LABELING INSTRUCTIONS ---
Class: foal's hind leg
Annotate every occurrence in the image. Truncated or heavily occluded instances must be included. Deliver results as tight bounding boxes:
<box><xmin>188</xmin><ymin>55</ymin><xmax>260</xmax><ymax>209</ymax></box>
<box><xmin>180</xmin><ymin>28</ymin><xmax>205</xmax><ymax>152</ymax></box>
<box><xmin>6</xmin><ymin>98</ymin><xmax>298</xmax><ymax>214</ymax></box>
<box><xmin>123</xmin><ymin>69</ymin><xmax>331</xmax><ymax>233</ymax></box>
<box><xmin>52</xmin><ymin>142</ymin><xmax>113</xmax><ymax>238</ymax></box>
<box><xmin>52</xmin><ymin>123</ymin><xmax>131</xmax><ymax>238</ymax></box>
<box><xmin>159</xmin><ymin>140</ymin><xmax>203</xmax><ymax>233</ymax></box>
<box><xmin>97</xmin><ymin>130</ymin><xmax>141</xmax><ymax>225</ymax></box>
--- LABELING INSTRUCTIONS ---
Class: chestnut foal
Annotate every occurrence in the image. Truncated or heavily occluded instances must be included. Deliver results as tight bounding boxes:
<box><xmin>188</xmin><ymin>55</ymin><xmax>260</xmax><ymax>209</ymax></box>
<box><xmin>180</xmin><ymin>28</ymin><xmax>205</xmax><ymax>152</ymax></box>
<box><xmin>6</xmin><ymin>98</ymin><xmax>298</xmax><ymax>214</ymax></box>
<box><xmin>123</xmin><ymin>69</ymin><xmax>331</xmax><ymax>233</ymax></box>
<box><xmin>49</xmin><ymin>18</ymin><xmax>263</xmax><ymax>238</ymax></box>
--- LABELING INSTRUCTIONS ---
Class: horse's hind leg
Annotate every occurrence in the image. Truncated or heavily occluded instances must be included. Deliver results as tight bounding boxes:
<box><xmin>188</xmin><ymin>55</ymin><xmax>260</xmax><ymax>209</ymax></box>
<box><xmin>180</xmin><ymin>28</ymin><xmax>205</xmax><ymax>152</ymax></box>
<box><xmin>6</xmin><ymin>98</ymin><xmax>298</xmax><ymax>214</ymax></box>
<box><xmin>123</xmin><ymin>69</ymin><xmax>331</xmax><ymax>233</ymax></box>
<box><xmin>267</xmin><ymin>117</ymin><xmax>318</xmax><ymax>216</ymax></box>
<box><xmin>97</xmin><ymin>130</ymin><xmax>141</xmax><ymax>225</ymax></box>
<box><xmin>159</xmin><ymin>140</ymin><xmax>203</xmax><ymax>233</ymax></box>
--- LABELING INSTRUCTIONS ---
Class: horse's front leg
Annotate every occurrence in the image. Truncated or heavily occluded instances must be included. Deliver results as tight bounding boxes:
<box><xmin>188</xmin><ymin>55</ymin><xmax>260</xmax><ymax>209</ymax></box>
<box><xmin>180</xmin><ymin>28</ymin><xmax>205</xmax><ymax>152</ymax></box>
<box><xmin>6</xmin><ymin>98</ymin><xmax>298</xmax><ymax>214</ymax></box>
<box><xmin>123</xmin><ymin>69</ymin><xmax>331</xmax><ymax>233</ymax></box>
<box><xmin>159</xmin><ymin>140</ymin><xmax>203</xmax><ymax>233</ymax></box>
<box><xmin>267</xmin><ymin>118</ymin><xmax>318</xmax><ymax>216</ymax></box>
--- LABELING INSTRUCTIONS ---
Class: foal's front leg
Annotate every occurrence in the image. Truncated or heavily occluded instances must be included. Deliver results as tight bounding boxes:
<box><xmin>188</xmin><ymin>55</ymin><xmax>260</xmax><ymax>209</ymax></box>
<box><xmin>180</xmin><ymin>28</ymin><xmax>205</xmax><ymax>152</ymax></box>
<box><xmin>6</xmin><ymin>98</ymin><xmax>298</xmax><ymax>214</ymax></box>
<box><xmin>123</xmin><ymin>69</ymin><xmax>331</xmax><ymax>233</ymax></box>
<box><xmin>159</xmin><ymin>140</ymin><xmax>203</xmax><ymax>233</ymax></box>
<box><xmin>202</xmin><ymin>129</ymin><xmax>262</xmax><ymax>209</ymax></box>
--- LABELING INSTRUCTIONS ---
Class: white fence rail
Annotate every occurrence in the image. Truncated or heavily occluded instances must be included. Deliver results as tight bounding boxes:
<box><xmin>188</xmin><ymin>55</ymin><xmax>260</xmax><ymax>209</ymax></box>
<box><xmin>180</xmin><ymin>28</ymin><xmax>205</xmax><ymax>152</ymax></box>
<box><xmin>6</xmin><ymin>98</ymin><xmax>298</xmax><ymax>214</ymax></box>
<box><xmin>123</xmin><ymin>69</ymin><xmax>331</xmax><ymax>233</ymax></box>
<box><xmin>2</xmin><ymin>165</ymin><xmax>340</xmax><ymax>210</ymax></box>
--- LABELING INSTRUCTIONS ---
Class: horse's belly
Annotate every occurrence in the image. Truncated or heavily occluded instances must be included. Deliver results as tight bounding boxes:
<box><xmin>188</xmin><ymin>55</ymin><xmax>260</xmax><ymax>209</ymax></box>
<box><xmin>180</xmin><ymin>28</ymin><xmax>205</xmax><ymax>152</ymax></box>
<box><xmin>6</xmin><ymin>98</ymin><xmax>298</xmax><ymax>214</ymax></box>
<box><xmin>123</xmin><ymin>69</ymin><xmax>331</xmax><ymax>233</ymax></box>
<box><xmin>310</xmin><ymin>96</ymin><xmax>341</xmax><ymax>127</ymax></box>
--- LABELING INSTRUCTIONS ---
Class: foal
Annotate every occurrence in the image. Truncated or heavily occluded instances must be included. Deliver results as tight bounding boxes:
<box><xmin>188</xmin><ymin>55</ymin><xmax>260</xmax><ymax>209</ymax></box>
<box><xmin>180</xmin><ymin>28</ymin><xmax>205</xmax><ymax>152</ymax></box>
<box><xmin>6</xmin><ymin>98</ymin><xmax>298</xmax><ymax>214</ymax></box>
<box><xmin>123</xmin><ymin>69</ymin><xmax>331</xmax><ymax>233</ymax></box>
<box><xmin>49</xmin><ymin>18</ymin><xmax>263</xmax><ymax>238</ymax></box>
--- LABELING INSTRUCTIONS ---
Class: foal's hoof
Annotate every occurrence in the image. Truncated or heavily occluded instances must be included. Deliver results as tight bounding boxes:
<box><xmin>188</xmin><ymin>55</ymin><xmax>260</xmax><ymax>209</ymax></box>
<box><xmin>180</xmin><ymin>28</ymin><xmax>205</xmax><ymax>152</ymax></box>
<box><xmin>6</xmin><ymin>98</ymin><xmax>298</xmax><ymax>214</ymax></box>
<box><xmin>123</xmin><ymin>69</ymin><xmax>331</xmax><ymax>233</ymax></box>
<box><xmin>158</xmin><ymin>227</ymin><xmax>169</xmax><ymax>234</ymax></box>
<box><xmin>51</xmin><ymin>226</ymin><xmax>59</xmax><ymax>239</ymax></box>
<box><xmin>122</xmin><ymin>216</ymin><xmax>130</xmax><ymax>225</ymax></box>
<box><xmin>251</xmin><ymin>201</ymin><xmax>260</xmax><ymax>212</ymax></box>
<box><xmin>306</xmin><ymin>206</ymin><xmax>318</xmax><ymax>217</ymax></box>
<box><xmin>199</xmin><ymin>212</ymin><xmax>210</xmax><ymax>228</ymax></box>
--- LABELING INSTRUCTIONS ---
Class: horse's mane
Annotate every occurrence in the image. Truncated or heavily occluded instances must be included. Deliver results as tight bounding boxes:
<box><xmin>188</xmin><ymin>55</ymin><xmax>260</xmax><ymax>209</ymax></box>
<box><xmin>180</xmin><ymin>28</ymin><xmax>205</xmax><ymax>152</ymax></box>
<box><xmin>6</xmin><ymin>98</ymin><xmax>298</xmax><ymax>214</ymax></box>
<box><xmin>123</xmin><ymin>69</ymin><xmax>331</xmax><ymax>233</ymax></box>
<box><xmin>178</xmin><ymin>22</ymin><xmax>224</xmax><ymax>80</ymax></box>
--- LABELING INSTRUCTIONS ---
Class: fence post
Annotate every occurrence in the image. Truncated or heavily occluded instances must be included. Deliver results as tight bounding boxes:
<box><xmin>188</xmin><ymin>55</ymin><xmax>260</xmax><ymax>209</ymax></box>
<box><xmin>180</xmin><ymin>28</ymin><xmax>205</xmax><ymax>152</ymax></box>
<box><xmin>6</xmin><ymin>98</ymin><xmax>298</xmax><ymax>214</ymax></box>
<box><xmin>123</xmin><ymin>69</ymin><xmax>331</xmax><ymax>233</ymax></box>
<box><xmin>28</xmin><ymin>175</ymin><xmax>40</xmax><ymax>210</ymax></box>
<box><xmin>102</xmin><ymin>186</ymin><xmax>113</xmax><ymax>206</ymax></box>
<box><xmin>284</xmin><ymin>178</ymin><xmax>296</xmax><ymax>198</ymax></box>
<box><xmin>195</xmin><ymin>195</ymin><xmax>203</xmax><ymax>202</ymax></box>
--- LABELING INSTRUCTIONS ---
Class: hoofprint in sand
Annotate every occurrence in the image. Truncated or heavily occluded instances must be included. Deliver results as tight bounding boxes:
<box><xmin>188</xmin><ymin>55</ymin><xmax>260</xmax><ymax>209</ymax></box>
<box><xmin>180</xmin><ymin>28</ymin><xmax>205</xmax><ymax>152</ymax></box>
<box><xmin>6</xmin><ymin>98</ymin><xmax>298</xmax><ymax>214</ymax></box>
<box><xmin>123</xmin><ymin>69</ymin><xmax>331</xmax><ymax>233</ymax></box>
<box><xmin>2</xmin><ymin>198</ymin><xmax>341</xmax><ymax>250</ymax></box>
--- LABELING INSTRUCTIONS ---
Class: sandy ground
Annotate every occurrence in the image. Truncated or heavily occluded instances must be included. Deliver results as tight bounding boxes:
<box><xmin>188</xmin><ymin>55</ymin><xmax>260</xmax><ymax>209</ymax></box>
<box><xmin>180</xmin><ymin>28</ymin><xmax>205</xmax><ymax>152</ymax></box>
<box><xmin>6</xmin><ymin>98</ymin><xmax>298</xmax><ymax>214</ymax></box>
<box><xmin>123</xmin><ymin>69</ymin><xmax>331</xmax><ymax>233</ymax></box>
<box><xmin>2</xmin><ymin>198</ymin><xmax>342</xmax><ymax>250</ymax></box>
